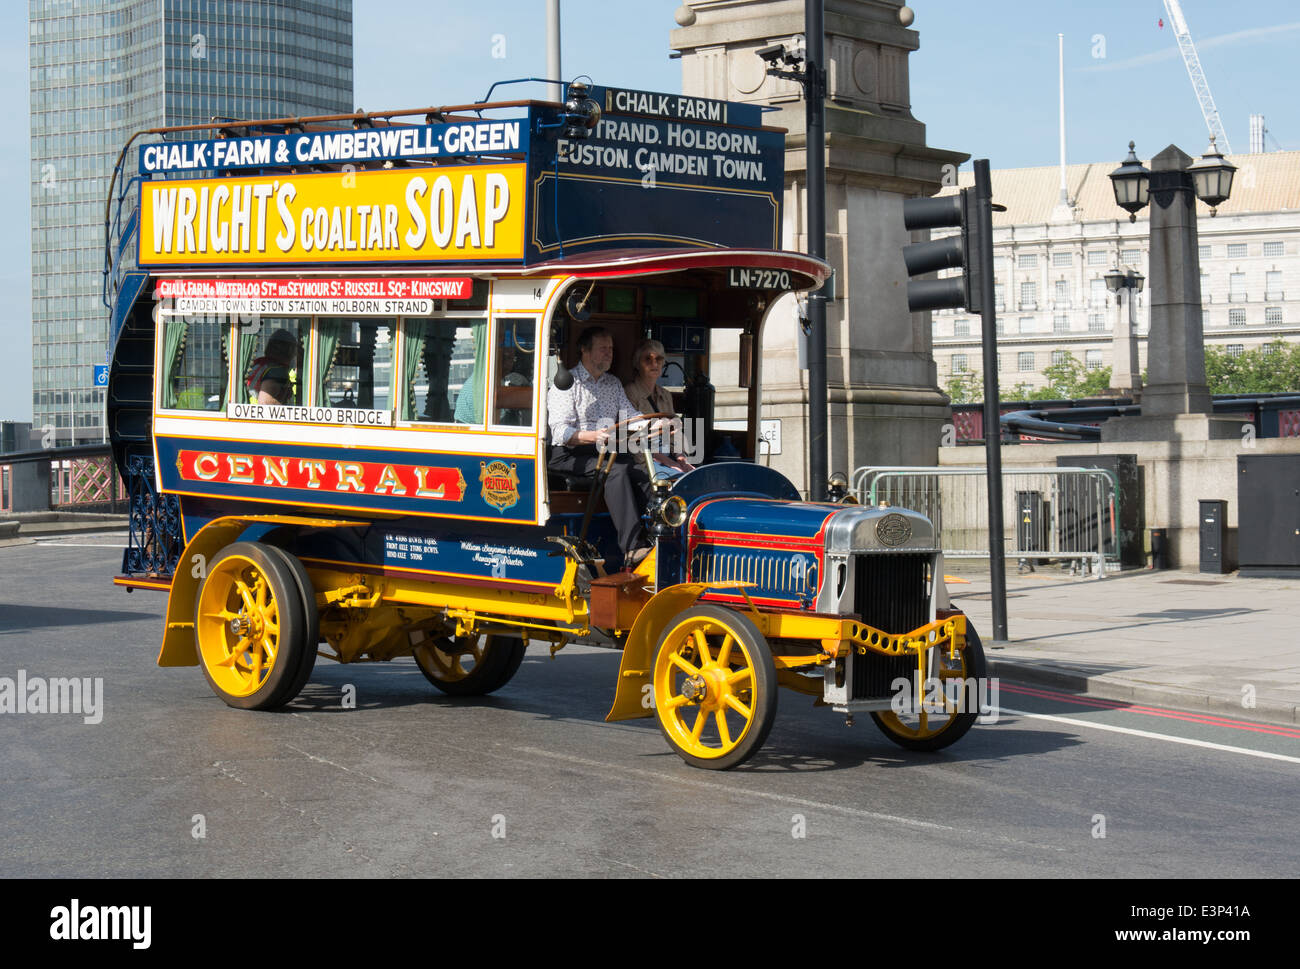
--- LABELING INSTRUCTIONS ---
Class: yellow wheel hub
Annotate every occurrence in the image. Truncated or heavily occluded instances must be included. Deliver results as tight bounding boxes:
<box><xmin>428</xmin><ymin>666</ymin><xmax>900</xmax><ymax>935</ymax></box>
<box><xmin>196</xmin><ymin>556</ymin><xmax>283</xmax><ymax>698</ymax></box>
<box><xmin>654</xmin><ymin>620</ymin><xmax>758</xmax><ymax>760</ymax></box>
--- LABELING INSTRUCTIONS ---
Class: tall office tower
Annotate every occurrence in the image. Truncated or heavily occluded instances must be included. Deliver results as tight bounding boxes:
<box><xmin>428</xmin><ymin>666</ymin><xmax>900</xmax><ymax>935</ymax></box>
<box><xmin>30</xmin><ymin>0</ymin><xmax>353</xmax><ymax>443</ymax></box>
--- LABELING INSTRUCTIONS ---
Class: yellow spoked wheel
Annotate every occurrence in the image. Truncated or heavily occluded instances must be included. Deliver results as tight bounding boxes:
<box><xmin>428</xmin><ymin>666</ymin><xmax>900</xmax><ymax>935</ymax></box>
<box><xmin>195</xmin><ymin>542</ymin><xmax>307</xmax><ymax>710</ymax></box>
<box><xmin>652</xmin><ymin>604</ymin><xmax>777</xmax><ymax>770</ymax></box>
<box><xmin>413</xmin><ymin>634</ymin><xmax>526</xmax><ymax>696</ymax></box>
<box><xmin>264</xmin><ymin>546</ymin><xmax>319</xmax><ymax>701</ymax></box>
<box><xmin>871</xmin><ymin>620</ymin><xmax>987</xmax><ymax>752</ymax></box>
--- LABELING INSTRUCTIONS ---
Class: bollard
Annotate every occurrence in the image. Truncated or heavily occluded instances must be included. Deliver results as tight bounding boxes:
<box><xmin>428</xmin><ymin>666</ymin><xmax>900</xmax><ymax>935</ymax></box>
<box><xmin>1149</xmin><ymin>528</ymin><xmax>1170</xmax><ymax>570</ymax></box>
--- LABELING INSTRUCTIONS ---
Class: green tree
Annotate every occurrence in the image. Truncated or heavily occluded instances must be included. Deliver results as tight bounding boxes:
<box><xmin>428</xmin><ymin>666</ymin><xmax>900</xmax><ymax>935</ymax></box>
<box><xmin>1021</xmin><ymin>351</ymin><xmax>1112</xmax><ymax>400</ymax></box>
<box><xmin>945</xmin><ymin>351</ymin><xmax>1126</xmax><ymax>405</ymax></box>
<box><xmin>1079</xmin><ymin>364</ymin><xmax>1114</xmax><ymax>397</ymax></box>
<box><xmin>1204</xmin><ymin>340</ymin><xmax>1300</xmax><ymax>394</ymax></box>
<box><xmin>945</xmin><ymin>371</ymin><xmax>983</xmax><ymax>404</ymax></box>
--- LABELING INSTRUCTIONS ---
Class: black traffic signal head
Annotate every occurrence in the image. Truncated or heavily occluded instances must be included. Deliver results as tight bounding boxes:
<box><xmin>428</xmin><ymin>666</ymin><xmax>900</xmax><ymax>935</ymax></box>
<box><xmin>902</xmin><ymin>189</ymin><xmax>985</xmax><ymax>313</ymax></box>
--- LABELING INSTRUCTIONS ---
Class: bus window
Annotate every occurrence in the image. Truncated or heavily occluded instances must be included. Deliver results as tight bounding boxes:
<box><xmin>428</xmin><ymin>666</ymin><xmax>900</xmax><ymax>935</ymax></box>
<box><xmin>238</xmin><ymin>318</ymin><xmax>306</xmax><ymax>406</ymax></box>
<box><xmin>317</xmin><ymin>318</ymin><xmax>395</xmax><ymax>411</ymax></box>
<box><xmin>402</xmin><ymin>318</ymin><xmax>485</xmax><ymax>424</ymax></box>
<box><xmin>161</xmin><ymin>314</ymin><xmax>228</xmax><ymax>411</ymax></box>
<box><xmin>490</xmin><ymin>317</ymin><xmax>536</xmax><ymax>427</ymax></box>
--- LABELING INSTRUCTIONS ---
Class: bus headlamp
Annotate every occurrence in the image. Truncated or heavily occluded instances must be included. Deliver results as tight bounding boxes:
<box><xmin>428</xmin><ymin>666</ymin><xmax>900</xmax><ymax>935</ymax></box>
<box><xmin>659</xmin><ymin>495</ymin><xmax>688</xmax><ymax>528</ymax></box>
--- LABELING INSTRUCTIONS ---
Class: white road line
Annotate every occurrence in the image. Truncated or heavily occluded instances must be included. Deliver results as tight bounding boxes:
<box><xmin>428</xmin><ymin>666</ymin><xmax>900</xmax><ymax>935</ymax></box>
<box><xmin>34</xmin><ymin>541</ymin><xmax>128</xmax><ymax>547</ymax></box>
<box><xmin>999</xmin><ymin>707</ymin><xmax>1300</xmax><ymax>765</ymax></box>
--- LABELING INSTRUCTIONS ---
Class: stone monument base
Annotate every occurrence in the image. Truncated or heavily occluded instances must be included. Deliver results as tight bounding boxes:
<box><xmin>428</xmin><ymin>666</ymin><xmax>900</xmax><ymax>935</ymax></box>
<box><xmin>1101</xmin><ymin>413</ymin><xmax>1243</xmax><ymax>444</ymax></box>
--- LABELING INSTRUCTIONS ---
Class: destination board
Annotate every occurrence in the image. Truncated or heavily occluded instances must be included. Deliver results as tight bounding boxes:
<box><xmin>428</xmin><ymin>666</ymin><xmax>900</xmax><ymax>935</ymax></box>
<box><xmin>139</xmin><ymin>120</ymin><xmax>528</xmax><ymax>175</ymax></box>
<box><xmin>527</xmin><ymin>107</ymin><xmax>784</xmax><ymax>256</ymax></box>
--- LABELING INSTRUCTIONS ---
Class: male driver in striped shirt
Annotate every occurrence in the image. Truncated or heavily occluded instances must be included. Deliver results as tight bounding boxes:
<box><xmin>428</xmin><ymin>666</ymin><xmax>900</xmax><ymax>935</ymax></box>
<box><xmin>546</xmin><ymin>326</ymin><xmax>654</xmax><ymax>567</ymax></box>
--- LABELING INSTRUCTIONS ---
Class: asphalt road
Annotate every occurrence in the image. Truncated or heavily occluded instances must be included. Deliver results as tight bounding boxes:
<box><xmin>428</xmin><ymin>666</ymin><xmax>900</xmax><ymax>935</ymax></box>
<box><xmin>2</xmin><ymin>538</ymin><xmax>1297</xmax><ymax>878</ymax></box>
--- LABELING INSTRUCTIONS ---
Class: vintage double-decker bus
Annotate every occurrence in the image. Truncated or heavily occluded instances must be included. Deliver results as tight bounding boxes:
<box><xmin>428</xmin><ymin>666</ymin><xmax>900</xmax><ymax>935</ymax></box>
<box><xmin>103</xmin><ymin>80</ymin><xmax>986</xmax><ymax>769</ymax></box>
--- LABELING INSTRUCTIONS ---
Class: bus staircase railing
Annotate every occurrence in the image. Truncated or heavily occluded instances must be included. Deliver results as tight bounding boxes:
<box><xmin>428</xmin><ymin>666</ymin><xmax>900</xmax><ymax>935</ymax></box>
<box><xmin>121</xmin><ymin>453</ymin><xmax>182</xmax><ymax>579</ymax></box>
<box><xmin>851</xmin><ymin>466</ymin><xmax>1121</xmax><ymax>579</ymax></box>
<box><xmin>103</xmin><ymin>153</ymin><xmax>143</xmax><ymax>313</ymax></box>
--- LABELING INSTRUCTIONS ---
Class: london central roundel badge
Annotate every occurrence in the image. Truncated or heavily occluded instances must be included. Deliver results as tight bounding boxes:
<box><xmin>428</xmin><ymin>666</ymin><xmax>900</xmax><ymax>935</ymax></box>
<box><xmin>876</xmin><ymin>513</ymin><xmax>912</xmax><ymax>547</ymax></box>
<box><xmin>480</xmin><ymin>460</ymin><xmax>520</xmax><ymax>511</ymax></box>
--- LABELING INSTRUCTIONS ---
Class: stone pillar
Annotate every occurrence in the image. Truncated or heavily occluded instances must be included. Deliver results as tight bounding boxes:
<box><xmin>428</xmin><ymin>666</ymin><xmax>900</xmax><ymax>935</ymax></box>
<box><xmin>1103</xmin><ymin>145</ymin><xmax>1236</xmax><ymax>442</ymax></box>
<box><xmin>10</xmin><ymin>460</ymin><xmax>51</xmax><ymax>513</ymax></box>
<box><xmin>1110</xmin><ymin>286</ymin><xmax>1141</xmax><ymax>397</ymax></box>
<box><xmin>1144</xmin><ymin>146</ymin><xmax>1211</xmax><ymax>416</ymax></box>
<box><xmin>671</xmin><ymin>0</ymin><xmax>968</xmax><ymax>492</ymax></box>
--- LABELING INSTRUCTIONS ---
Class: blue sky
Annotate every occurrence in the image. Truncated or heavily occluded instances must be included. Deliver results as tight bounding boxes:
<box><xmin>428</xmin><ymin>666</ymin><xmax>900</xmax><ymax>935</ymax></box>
<box><xmin>3</xmin><ymin>0</ymin><xmax>1298</xmax><ymax>423</ymax></box>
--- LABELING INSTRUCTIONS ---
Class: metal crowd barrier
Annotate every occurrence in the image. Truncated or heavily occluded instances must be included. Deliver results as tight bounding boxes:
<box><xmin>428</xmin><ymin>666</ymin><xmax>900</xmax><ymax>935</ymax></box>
<box><xmin>851</xmin><ymin>466</ymin><xmax>1120</xmax><ymax>579</ymax></box>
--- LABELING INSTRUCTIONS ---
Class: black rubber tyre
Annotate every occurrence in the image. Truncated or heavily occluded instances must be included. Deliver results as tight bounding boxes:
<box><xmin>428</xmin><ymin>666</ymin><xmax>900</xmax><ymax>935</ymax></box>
<box><xmin>652</xmin><ymin>604</ymin><xmax>778</xmax><ymax>770</ymax></box>
<box><xmin>264</xmin><ymin>545</ymin><xmax>319</xmax><ymax>703</ymax></box>
<box><xmin>194</xmin><ymin>542</ymin><xmax>308</xmax><ymax>711</ymax></box>
<box><xmin>413</xmin><ymin>634</ymin><xmax>527</xmax><ymax>696</ymax></box>
<box><xmin>870</xmin><ymin>619</ymin><xmax>988</xmax><ymax>752</ymax></box>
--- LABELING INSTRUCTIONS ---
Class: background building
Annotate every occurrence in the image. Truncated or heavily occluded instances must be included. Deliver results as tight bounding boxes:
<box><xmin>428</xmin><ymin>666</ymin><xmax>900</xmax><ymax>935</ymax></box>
<box><xmin>930</xmin><ymin>151</ymin><xmax>1300</xmax><ymax>394</ymax></box>
<box><xmin>30</xmin><ymin>0</ymin><xmax>353</xmax><ymax>444</ymax></box>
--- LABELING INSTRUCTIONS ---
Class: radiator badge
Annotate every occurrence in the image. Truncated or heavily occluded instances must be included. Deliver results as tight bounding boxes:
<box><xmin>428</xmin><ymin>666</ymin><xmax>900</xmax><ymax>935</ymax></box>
<box><xmin>876</xmin><ymin>513</ymin><xmax>912</xmax><ymax>547</ymax></box>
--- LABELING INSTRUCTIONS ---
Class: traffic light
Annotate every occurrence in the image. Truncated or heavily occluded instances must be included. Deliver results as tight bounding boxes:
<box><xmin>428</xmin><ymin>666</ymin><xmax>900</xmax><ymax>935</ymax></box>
<box><xmin>902</xmin><ymin>188</ymin><xmax>987</xmax><ymax>313</ymax></box>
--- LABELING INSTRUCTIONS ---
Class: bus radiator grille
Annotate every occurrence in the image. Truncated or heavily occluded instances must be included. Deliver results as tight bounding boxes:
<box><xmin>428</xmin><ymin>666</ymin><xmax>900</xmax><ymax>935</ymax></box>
<box><xmin>851</xmin><ymin>553</ymin><xmax>931</xmax><ymax>700</ymax></box>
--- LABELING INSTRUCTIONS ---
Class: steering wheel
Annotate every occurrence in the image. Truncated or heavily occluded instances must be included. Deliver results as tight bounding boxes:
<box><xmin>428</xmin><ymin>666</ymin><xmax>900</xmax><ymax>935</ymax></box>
<box><xmin>596</xmin><ymin>412</ymin><xmax>676</xmax><ymax>454</ymax></box>
<box><xmin>604</xmin><ymin>412</ymin><xmax>674</xmax><ymax>434</ymax></box>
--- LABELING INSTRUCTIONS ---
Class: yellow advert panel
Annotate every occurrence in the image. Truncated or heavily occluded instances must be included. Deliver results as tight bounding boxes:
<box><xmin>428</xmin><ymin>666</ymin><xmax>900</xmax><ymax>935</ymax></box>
<box><xmin>139</xmin><ymin>164</ymin><xmax>526</xmax><ymax>265</ymax></box>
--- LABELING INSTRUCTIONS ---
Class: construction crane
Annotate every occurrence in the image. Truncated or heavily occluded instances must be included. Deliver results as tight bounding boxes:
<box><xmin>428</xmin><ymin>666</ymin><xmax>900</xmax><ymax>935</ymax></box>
<box><xmin>1163</xmin><ymin>0</ymin><xmax>1233</xmax><ymax>154</ymax></box>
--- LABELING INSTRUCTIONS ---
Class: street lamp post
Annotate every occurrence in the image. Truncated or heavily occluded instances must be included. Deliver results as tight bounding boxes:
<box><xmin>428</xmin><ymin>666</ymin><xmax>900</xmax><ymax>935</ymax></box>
<box><xmin>758</xmin><ymin>1</ymin><xmax>828</xmax><ymax>500</ymax></box>
<box><xmin>1104</xmin><ymin>267</ymin><xmax>1144</xmax><ymax>398</ymax></box>
<box><xmin>1107</xmin><ymin>140</ymin><xmax>1235</xmax><ymax>422</ymax></box>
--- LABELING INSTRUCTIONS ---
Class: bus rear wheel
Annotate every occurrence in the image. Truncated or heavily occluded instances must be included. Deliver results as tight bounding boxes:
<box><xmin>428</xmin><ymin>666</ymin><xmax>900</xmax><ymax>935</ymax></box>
<box><xmin>194</xmin><ymin>542</ymin><xmax>310</xmax><ymax>710</ymax></box>
<box><xmin>413</xmin><ymin>634</ymin><xmax>526</xmax><ymax>696</ymax></box>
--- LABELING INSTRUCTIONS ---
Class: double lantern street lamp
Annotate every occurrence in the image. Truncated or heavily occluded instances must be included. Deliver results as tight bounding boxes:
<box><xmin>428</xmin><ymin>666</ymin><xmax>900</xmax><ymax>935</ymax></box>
<box><xmin>1104</xmin><ymin>267</ymin><xmax>1144</xmax><ymax>398</ymax></box>
<box><xmin>1105</xmin><ymin>136</ymin><xmax>1236</xmax><ymax>420</ymax></box>
<box><xmin>1108</xmin><ymin>136</ymin><xmax>1237</xmax><ymax>222</ymax></box>
<box><xmin>1103</xmin><ymin>267</ymin><xmax>1145</xmax><ymax>294</ymax></box>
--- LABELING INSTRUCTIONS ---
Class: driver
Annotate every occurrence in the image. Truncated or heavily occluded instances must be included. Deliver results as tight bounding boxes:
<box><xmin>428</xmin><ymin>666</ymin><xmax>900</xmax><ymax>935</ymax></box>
<box><xmin>547</xmin><ymin>326</ymin><xmax>654</xmax><ymax>567</ymax></box>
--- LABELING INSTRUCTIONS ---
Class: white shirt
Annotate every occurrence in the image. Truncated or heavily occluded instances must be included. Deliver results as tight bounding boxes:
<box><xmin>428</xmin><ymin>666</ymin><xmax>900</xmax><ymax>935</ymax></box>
<box><xmin>547</xmin><ymin>362</ymin><xmax>640</xmax><ymax>447</ymax></box>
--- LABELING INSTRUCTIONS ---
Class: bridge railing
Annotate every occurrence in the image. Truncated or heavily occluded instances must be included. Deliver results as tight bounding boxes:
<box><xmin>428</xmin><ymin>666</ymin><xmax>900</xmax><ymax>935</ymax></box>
<box><xmin>0</xmin><ymin>444</ymin><xmax>126</xmax><ymax>515</ymax></box>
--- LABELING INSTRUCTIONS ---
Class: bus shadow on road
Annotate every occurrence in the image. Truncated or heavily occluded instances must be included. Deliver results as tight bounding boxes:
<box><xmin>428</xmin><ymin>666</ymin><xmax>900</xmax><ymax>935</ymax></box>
<box><xmin>0</xmin><ymin>603</ymin><xmax>158</xmax><ymax>633</ymax></box>
<box><xmin>272</xmin><ymin>651</ymin><xmax>1088</xmax><ymax>774</ymax></box>
<box><xmin>745</xmin><ymin>710</ymin><xmax>1086</xmax><ymax>773</ymax></box>
<box><xmin>280</xmin><ymin>651</ymin><xmax>617</xmax><ymax>716</ymax></box>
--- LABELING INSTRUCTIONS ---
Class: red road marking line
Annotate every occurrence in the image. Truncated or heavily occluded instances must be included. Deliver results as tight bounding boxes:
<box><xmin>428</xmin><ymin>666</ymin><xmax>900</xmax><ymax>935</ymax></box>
<box><xmin>998</xmin><ymin>681</ymin><xmax>1300</xmax><ymax>739</ymax></box>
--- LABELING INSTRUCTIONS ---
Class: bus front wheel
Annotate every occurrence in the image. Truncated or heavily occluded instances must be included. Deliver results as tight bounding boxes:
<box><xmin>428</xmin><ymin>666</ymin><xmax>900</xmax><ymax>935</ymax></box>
<box><xmin>652</xmin><ymin>604</ymin><xmax>778</xmax><ymax>770</ymax></box>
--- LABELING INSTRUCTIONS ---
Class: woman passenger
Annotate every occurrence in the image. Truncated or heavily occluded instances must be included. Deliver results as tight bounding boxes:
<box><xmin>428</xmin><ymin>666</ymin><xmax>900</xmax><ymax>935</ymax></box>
<box><xmin>624</xmin><ymin>339</ymin><xmax>694</xmax><ymax>475</ymax></box>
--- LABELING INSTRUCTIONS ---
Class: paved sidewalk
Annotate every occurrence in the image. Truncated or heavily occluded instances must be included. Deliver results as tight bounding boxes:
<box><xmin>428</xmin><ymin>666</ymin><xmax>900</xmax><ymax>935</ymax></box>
<box><xmin>946</xmin><ymin>564</ymin><xmax>1300</xmax><ymax>726</ymax></box>
<box><xmin>1</xmin><ymin>512</ymin><xmax>127</xmax><ymax>540</ymax></box>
